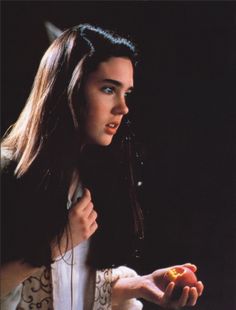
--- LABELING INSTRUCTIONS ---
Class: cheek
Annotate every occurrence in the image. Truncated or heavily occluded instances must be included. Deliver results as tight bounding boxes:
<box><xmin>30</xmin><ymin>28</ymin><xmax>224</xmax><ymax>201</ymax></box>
<box><xmin>85</xmin><ymin>97</ymin><xmax>107</xmax><ymax>124</ymax></box>
<box><xmin>83</xmin><ymin>105</ymin><xmax>104</xmax><ymax>138</ymax></box>
<box><xmin>84</xmin><ymin>92</ymin><xmax>101</xmax><ymax>118</ymax></box>
<box><xmin>85</xmin><ymin>106</ymin><xmax>101</xmax><ymax>125</ymax></box>
<box><xmin>82</xmin><ymin>89</ymin><xmax>110</xmax><ymax>136</ymax></box>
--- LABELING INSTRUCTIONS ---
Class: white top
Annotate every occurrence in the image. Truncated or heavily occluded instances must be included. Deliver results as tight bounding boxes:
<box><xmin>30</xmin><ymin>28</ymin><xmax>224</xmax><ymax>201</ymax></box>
<box><xmin>1</xmin><ymin>176</ymin><xmax>143</xmax><ymax>310</ymax></box>
<box><xmin>51</xmin><ymin>181</ymin><xmax>91</xmax><ymax>310</ymax></box>
<box><xmin>51</xmin><ymin>240</ymin><xmax>91</xmax><ymax>310</ymax></box>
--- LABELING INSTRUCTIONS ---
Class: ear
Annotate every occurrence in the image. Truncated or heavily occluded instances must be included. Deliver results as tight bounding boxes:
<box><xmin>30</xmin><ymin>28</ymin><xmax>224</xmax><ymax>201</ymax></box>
<box><xmin>44</xmin><ymin>21</ymin><xmax>63</xmax><ymax>43</ymax></box>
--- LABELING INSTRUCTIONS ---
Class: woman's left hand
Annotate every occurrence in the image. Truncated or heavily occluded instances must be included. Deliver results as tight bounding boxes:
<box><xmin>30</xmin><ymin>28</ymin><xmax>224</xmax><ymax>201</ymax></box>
<box><xmin>139</xmin><ymin>263</ymin><xmax>204</xmax><ymax>309</ymax></box>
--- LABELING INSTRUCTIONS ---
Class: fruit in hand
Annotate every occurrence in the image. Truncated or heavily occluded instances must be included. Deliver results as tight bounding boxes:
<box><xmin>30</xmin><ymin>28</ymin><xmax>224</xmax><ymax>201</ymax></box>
<box><xmin>164</xmin><ymin>266</ymin><xmax>197</xmax><ymax>287</ymax></box>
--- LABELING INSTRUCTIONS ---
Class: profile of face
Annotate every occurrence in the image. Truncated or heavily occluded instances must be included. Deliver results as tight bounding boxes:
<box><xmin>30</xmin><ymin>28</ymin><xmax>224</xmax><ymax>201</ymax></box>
<box><xmin>82</xmin><ymin>57</ymin><xmax>134</xmax><ymax>146</ymax></box>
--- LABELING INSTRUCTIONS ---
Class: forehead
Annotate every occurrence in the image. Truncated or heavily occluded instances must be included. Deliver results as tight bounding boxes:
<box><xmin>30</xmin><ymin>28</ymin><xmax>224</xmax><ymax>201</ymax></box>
<box><xmin>87</xmin><ymin>57</ymin><xmax>134</xmax><ymax>86</ymax></box>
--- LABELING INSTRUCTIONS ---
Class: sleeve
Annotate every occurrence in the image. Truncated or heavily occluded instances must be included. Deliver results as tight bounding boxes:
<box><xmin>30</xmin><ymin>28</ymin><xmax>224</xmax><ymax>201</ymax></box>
<box><xmin>93</xmin><ymin>266</ymin><xmax>143</xmax><ymax>310</ymax></box>
<box><xmin>0</xmin><ymin>284</ymin><xmax>23</xmax><ymax>310</ymax></box>
<box><xmin>16</xmin><ymin>266</ymin><xmax>53</xmax><ymax>310</ymax></box>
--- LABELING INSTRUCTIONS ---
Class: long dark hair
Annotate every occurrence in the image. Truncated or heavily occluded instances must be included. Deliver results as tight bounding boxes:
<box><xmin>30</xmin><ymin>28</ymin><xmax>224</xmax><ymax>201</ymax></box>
<box><xmin>2</xmin><ymin>24</ymin><xmax>137</xmax><ymax>176</ymax></box>
<box><xmin>1</xmin><ymin>24</ymin><xmax>143</xmax><ymax>267</ymax></box>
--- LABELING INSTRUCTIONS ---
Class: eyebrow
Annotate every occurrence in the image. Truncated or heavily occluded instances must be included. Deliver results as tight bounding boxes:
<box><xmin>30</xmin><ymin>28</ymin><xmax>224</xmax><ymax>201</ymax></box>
<box><xmin>102</xmin><ymin>79</ymin><xmax>134</xmax><ymax>91</ymax></box>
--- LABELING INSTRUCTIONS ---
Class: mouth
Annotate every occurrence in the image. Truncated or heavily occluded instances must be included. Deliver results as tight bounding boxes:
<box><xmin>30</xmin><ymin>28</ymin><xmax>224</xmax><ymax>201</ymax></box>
<box><xmin>105</xmin><ymin>122</ymin><xmax>120</xmax><ymax>135</ymax></box>
<box><xmin>106</xmin><ymin>122</ymin><xmax>119</xmax><ymax>129</ymax></box>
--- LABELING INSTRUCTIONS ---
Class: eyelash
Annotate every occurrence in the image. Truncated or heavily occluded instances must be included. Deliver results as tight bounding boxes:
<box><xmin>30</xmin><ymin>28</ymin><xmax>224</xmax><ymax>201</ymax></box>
<box><xmin>124</xmin><ymin>91</ymin><xmax>132</xmax><ymax>98</ymax></box>
<box><xmin>101</xmin><ymin>86</ymin><xmax>115</xmax><ymax>95</ymax></box>
<box><xmin>101</xmin><ymin>86</ymin><xmax>132</xmax><ymax>98</ymax></box>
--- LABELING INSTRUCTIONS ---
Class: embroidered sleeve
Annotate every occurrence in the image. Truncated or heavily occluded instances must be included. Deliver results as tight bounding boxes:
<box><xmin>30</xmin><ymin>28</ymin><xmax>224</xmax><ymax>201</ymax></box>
<box><xmin>92</xmin><ymin>267</ymin><xmax>143</xmax><ymax>310</ymax></box>
<box><xmin>93</xmin><ymin>269</ymin><xmax>112</xmax><ymax>310</ymax></box>
<box><xmin>17</xmin><ymin>266</ymin><xmax>53</xmax><ymax>310</ymax></box>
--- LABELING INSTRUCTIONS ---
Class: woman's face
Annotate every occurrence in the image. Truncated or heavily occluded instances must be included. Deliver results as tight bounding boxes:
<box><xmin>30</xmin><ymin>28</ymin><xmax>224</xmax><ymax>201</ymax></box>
<box><xmin>83</xmin><ymin>57</ymin><xmax>134</xmax><ymax>146</ymax></box>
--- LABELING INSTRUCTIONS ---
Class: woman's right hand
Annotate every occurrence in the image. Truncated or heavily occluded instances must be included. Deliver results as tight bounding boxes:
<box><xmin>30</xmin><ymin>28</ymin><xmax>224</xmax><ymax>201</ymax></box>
<box><xmin>51</xmin><ymin>188</ymin><xmax>98</xmax><ymax>259</ymax></box>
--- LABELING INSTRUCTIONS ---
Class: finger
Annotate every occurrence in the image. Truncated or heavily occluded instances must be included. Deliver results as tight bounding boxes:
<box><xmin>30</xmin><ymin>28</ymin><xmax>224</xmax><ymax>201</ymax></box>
<box><xmin>177</xmin><ymin>286</ymin><xmax>189</xmax><ymax>307</ymax></box>
<box><xmin>83</xmin><ymin>202</ymin><xmax>94</xmax><ymax>217</ymax></box>
<box><xmin>89</xmin><ymin>221</ymin><xmax>98</xmax><ymax>235</ymax></box>
<box><xmin>82</xmin><ymin>188</ymin><xmax>91</xmax><ymax>201</ymax></box>
<box><xmin>195</xmin><ymin>281</ymin><xmax>204</xmax><ymax>296</ymax></box>
<box><xmin>187</xmin><ymin>287</ymin><xmax>198</xmax><ymax>306</ymax></box>
<box><xmin>183</xmin><ymin>263</ymin><xmax>197</xmax><ymax>273</ymax></box>
<box><xmin>162</xmin><ymin>282</ymin><xmax>175</xmax><ymax>303</ymax></box>
<box><xmin>74</xmin><ymin>188</ymin><xmax>91</xmax><ymax>211</ymax></box>
<box><xmin>88</xmin><ymin>209</ymin><xmax>97</xmax><ymax>223</ymax></box>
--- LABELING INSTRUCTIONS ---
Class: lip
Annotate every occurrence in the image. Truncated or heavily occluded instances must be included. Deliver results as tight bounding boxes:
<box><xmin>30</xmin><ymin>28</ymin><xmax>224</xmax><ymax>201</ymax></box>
<box><xmin>105</xmin><ymin>122</ymin><xmax>120</xmax><ymax>135</ymax></box>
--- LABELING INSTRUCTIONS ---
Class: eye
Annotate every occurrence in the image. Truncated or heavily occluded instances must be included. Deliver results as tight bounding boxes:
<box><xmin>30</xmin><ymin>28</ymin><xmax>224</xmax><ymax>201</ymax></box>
<box><xmin>124</xmin><ymin>91</ymin><xmax>131</xmax><ymax>98</ymax></box>
<box><xmin>101</xmin><ymin>86</ymin><xmax>115</xmax><ymax>95</ymax></box>
<box><xmin>124</xmin><ymin>90</ymin><xmax>133</xmax><ymax>101</ymax></box>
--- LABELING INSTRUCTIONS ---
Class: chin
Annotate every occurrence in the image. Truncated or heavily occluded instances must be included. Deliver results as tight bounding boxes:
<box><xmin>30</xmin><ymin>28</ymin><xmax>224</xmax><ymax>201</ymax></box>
<box><xmin>88</xmin><ymin>136</ymin><xmax>113</xmax><ymax>146</ymax></box>
<box><xmin>99</xmin><ymin>139</ymin><xmax>113</xmax><ymax>146</ymax></box>
<box><xmin>85</xmin><ymin>133</ymin><xmax>114</xmax><ymax>146</ymax></box>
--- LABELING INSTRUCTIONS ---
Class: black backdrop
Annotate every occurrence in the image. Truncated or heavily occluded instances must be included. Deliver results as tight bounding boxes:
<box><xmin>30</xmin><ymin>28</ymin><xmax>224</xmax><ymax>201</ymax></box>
<box><xmin>1</xmin><ymin>2</ymin><xmax>236</xmax><ymax>310</ymax></box>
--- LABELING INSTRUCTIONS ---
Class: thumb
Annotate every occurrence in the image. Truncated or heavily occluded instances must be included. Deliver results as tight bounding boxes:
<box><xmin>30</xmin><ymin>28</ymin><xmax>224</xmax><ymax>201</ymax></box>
<box><xmin>183</xmin><ymin>263</ymin><xmax>197</xmax><ymax>273</ymax></box>
<box><xmin>76</xmin><ymin>188</ymin><xmax>91</xmax><ymax>205</ymax></box>
<box><xmin>83</xmin><ymin>188</ymin><xmax>91</xmax><ymax>199</ymax></box>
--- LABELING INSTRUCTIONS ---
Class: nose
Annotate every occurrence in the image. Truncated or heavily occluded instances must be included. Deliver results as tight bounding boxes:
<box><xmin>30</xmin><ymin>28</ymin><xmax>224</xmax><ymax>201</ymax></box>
<box><xmin>113</xmin><ymin>96</ymin><xmax>129</xmax><ymax>115</ymax></box>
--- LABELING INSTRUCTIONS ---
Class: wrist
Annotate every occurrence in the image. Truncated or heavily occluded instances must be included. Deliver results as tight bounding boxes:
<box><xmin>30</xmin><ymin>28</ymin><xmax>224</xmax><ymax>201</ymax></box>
<box><xmin>112</xmin><ymin>275</ymin><xmax>143</xmax><ymax>304</ymax></box>
<box><xmin>137</xmin><ymin>274</ymin><xmax>153</xmax><ymax>300</ymax></box>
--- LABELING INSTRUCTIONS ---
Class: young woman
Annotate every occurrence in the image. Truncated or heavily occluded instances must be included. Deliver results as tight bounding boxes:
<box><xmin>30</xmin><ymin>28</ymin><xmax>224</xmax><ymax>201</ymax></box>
<box><xmin>1</xmin><ymin>24</ymin><xmax>204</xmax><ymax>309</ymax></box>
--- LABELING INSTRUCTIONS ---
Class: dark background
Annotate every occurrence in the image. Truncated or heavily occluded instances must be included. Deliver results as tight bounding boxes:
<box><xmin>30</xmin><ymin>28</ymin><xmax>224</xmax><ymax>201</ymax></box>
<box><xmin>1</xmin><ymin>1</ymin><xmax>236</xmax><ymax>310</ymax></box>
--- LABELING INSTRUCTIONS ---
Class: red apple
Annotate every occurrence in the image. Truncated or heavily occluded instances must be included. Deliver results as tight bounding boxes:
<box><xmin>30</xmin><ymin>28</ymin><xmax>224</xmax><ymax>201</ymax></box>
<box><xmin>164</xmin><ymin>266</ymin><xmax>197</xmax><ymax>287</ymax></box>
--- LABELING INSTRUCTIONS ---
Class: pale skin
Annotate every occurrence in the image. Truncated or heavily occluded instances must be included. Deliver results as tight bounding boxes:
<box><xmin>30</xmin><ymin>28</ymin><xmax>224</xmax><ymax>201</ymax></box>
<box><xmin>83</xmin><ymin>56</ymin><xmax>132</xmax><ymax>146</ymax></box>
<box><xmin>1</xmin><ymin>57</ymin><xmax>204</xmax><ymax>308</ymax></box>
<box><xmin>112</xmin><ymin>263</ymin><xmax>204</xmax><ymax>309</ymax></box>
